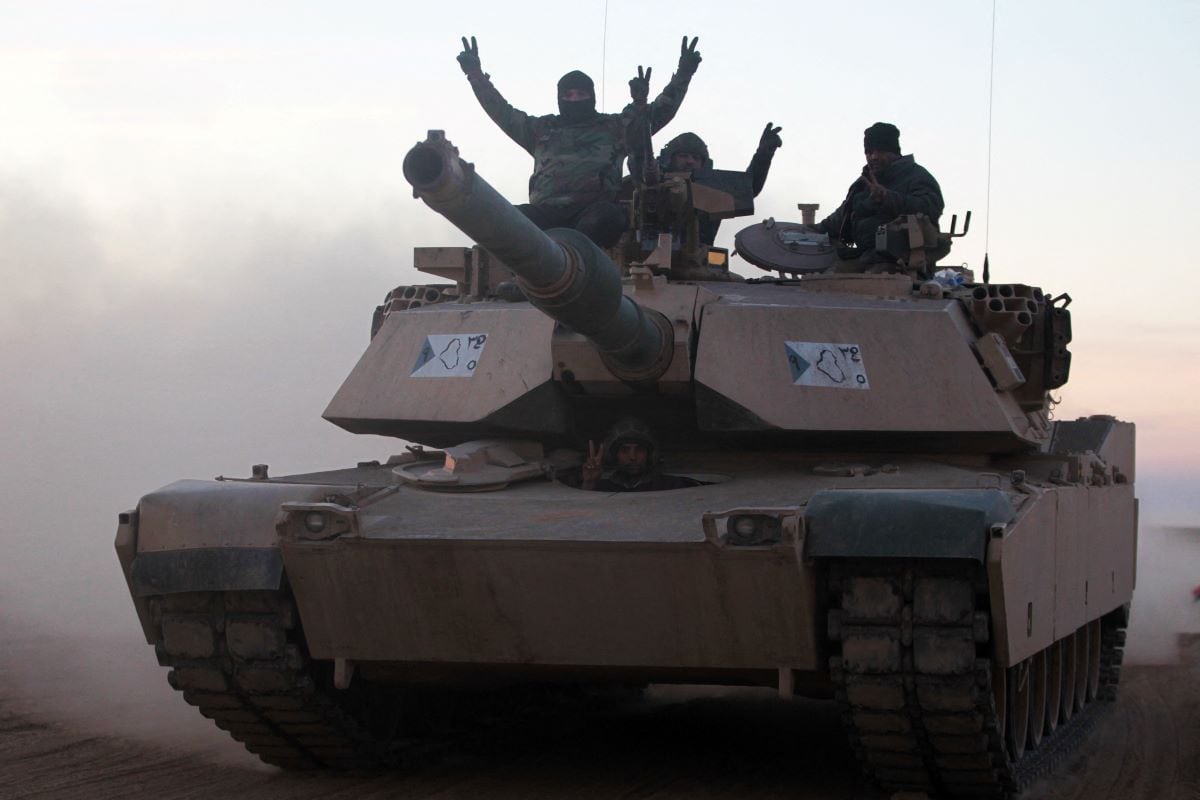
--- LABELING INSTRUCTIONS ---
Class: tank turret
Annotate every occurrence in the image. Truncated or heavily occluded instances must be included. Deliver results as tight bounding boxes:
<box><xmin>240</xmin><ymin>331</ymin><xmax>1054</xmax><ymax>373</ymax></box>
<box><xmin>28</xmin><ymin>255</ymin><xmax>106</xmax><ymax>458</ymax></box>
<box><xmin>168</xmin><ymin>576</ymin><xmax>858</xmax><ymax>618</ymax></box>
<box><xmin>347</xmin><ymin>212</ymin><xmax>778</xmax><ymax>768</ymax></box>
<box><xmin>327</xmin><ymin>132</ymin><xmax>1069</xmax><ymax>453</ymax></box>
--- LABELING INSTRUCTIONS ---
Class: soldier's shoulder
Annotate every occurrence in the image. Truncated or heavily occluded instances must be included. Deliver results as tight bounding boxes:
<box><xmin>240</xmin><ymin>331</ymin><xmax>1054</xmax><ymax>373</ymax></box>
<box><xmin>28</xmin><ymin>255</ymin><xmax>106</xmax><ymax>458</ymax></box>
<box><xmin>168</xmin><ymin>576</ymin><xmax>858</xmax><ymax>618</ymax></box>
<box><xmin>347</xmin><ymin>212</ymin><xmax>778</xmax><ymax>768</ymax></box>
<box><xmin>904</xmin><ymin>154</ymin><xmax>935</xmax><ymax>173</ymax></box>
<box><xmin>910</xmin><ymin>158</ymin><xmax>942</xmax><ymax>185</ymax></box>
<box><xmin>528</xmin><ymin>113</ymin><xmax>558</xmax><ymax>130</ymax></box>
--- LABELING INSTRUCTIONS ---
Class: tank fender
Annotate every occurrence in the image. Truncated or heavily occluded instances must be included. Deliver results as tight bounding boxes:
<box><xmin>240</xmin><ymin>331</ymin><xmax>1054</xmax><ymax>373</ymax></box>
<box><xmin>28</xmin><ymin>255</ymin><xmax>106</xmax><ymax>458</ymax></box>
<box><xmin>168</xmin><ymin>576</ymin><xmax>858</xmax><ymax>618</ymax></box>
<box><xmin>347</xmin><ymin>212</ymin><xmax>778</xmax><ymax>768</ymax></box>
<box><xmin>115</xmin><ymin>510</ymin><xmax>284</xmax><ymax>645</ymax></box>
<box><xmin>115</xmin><ymin>509</ymin><xmax>157</xmax><ymax>644</ymax></box>
<box><xmin>803</xmin><ymin>489</ymin><xmax>1016</xmax><ymax>562</ymax></box>
<box><xmin>129</xmin><ymin>547</ymin><xmax>283</xmax><ymax>597</ymax></box>
<box><xmin>125</xmin><ymin>478</ymin><xmax>351</xmax><ymax>602</ymax></box>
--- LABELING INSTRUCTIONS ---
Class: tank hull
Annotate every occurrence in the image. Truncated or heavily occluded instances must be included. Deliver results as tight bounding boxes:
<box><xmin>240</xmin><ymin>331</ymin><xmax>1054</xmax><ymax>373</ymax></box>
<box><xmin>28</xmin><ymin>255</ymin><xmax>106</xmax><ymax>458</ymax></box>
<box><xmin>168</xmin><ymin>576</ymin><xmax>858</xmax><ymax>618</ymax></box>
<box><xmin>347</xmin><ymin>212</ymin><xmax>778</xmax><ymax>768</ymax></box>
<box><xmin>119</xmin><ymin>437</ymin><xmax>1135</xmax><ymax>678</ymax></box>
<box><xmin>116</xmin><ymin>428</ymin><xmax>1135</xmax><ymax>794</ymax></box>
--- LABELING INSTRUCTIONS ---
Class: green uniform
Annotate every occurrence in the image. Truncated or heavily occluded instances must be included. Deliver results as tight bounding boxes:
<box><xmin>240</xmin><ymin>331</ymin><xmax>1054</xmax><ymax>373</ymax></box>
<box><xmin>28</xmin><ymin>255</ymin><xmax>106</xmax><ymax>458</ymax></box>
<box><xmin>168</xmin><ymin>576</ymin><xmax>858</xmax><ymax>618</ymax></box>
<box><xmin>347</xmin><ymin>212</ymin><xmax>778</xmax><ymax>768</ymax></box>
<box><xmin>466</xmin><ymin>70</ymin><xmax>694</xmax><ymax>211</ymax></box>
<box><xmin>819</xmin><ymin>154</ymin><xmax>944</xmax><ymax>250</ymax></box>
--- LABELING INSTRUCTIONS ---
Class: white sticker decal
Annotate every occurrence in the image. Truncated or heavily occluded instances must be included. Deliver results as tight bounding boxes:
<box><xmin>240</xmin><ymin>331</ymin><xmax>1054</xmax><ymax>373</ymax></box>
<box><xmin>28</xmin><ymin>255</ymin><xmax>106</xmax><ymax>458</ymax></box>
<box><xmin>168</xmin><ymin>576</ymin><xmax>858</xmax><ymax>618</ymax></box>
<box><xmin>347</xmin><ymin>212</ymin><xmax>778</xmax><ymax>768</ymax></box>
<box><xmin>784</xmin><ymin>341</ymin><xmax>869</xmax><ymax>389</ymax></box>
<box><xmin>411</xmin><ymin>333</ymin><xmax>488</xmax><ymax>377</ymax></box>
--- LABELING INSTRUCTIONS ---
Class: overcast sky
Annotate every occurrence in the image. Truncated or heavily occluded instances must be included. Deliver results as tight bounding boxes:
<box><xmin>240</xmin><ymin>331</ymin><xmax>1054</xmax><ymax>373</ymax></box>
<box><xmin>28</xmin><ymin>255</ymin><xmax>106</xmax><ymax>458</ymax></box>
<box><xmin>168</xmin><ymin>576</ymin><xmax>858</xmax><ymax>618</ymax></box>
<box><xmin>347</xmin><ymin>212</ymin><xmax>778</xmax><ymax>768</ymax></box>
<box><xmin>2</xmin><ymin>1</ymin><xmax>1198</xmax><ymax>638</ymax></box>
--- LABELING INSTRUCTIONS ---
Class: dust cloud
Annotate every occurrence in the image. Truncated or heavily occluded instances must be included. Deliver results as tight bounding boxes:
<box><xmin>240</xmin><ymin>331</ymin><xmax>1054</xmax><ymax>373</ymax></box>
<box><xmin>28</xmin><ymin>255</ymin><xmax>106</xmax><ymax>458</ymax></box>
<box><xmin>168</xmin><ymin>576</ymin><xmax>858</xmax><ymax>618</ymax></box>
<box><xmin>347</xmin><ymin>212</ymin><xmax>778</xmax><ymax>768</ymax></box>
<box><xmin>1125</xmin><ymin>525</ymin><xmax>1200</xmax><ymax>664</ymax></box>
<box><xmin>0</xmin><ymin>168</ymin><xmax>427</xmax><ymax>759</ymax></box>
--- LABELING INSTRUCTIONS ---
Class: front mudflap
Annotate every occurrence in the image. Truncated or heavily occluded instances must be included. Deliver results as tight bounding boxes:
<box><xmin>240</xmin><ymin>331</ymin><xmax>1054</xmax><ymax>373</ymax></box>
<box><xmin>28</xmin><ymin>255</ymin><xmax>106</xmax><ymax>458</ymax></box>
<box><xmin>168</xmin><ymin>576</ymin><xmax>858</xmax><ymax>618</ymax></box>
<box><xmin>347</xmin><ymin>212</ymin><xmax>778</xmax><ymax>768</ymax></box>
<box><xmin>127</xmin><ymin>478</ymin><xmax>370</xmax><ymax>598</ymax></box>
<box><xmin>803</xmin><ymin>488</ymin><xmax>1016</xmax><ymax>562</ymax></box>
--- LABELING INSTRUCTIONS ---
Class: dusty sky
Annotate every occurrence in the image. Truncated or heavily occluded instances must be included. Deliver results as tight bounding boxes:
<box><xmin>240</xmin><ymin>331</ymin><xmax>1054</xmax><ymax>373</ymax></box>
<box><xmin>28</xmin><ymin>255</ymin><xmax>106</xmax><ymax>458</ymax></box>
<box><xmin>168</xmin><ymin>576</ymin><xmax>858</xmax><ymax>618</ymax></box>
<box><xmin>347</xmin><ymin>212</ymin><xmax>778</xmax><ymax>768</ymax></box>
<box><xmin>1</xmin><ymin>1</ymin><xmax>1198</xmax><ymax>643</ymax></box>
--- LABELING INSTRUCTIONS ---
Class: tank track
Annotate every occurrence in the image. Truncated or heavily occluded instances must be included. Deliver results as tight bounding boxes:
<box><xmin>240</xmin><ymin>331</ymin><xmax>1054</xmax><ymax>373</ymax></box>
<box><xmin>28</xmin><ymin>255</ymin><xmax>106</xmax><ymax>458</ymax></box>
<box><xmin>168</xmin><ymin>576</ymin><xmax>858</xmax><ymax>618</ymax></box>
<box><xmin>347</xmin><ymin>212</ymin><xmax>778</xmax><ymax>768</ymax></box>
<box><xmin>1096</xmin><ymin>612</ymin><xmax>1127</xmax><ymax>701</ymax></box>
<box><xmin>827</xmin><ymin>561</ymin><xmax>1126</xmax><ymax>799</ymax></box>
<box><xmin>150</xmin><ymin>589</ymin><xmax>437</xmax><ymax>770</ymax></box>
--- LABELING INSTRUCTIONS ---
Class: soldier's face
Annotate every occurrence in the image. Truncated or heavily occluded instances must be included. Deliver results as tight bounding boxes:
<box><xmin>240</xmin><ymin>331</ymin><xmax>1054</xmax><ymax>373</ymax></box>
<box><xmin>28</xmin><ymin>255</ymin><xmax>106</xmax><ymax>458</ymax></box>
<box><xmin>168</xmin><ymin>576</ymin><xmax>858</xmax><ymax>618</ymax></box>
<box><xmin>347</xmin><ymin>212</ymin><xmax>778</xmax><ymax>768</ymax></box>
<box><xmin>615</xmin><ymin>442</ymin><xmax>649</xmax><ymax>474</ymax></box>
<box><xmin>670</xmin><ymin>152</ymin><xmax>703</xmax><ymax>173</ymax></box>
<box><xmin>865</xmin><ymin>149</ymin><xmax>899</xmax><ymax>173</ymax></box>
<box><xmin>559</xmin><ymin>88</ymin><xmax>593</xmax><ymax>102</ymax></box>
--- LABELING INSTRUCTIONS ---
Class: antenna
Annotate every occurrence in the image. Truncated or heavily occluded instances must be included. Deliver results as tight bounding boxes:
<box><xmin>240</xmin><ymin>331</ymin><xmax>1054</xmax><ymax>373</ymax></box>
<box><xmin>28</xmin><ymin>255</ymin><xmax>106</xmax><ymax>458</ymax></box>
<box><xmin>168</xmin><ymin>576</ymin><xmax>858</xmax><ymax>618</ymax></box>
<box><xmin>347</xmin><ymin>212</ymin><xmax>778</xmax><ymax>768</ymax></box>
<box><xmin>600</xmin><ymin>0</ymin><xmax>609</xmax><ymax>112</ymax></box>
<box><xmin>983</xmin><ymin>0</ymin><xmax>997</xmax><ymax>283</ymax></box>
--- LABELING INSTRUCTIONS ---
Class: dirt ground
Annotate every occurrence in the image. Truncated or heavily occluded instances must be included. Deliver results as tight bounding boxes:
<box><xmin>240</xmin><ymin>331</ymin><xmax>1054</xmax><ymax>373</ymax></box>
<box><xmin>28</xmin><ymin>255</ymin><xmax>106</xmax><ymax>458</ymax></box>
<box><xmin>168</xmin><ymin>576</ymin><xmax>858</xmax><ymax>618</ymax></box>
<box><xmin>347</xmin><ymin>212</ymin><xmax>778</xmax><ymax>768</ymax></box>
<box><xmin>1</xmin><ymin>629</ymin><xmax>1197</xmax><ymax>800</ymax></box>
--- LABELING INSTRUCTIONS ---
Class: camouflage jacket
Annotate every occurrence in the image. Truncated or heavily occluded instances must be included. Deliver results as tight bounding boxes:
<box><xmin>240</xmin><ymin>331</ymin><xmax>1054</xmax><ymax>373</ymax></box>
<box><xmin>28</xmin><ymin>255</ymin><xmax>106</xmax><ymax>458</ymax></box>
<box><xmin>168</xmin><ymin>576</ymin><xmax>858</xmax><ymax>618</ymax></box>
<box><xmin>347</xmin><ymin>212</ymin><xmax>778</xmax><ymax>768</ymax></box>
<box><xmin>467</xmin><ymin>70</ymin><xmax>694</xmax><ymax>210</ymax></box>
<box><xmin>818</xmin><ymin>155</ymin><xmax>944</xmax><ymax>250</ymax></box>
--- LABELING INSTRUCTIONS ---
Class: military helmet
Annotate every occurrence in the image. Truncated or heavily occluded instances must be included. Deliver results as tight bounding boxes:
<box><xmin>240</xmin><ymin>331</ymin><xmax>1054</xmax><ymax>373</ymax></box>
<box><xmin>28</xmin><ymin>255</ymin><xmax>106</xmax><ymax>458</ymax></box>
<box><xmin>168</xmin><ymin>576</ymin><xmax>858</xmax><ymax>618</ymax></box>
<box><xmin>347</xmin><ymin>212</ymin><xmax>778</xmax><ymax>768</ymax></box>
<box><xmin>602</xmin><ymin>417</ymin><xmax>659</xmax><ymax>466</ymax></box>
<box><xmin>657</xmin><ymin>132</ymin><xmax>712</xmax><ymax>171</ymax></box>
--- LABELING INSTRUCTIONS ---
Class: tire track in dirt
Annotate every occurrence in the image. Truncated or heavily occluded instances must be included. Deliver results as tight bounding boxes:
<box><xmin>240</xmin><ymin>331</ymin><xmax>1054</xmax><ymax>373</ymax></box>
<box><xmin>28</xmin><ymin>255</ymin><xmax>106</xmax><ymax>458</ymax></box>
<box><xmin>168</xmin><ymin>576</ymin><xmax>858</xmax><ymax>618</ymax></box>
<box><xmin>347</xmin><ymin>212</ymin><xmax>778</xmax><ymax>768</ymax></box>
<box><xmin>3</xmin><ymin>663</ymin><xmax>1199</xmax><ymax>799</ymax></box>
<box><xmin>2</xmin><ymin>627</ymin><xmax>1198</xmax><ymax>800</ymax></box>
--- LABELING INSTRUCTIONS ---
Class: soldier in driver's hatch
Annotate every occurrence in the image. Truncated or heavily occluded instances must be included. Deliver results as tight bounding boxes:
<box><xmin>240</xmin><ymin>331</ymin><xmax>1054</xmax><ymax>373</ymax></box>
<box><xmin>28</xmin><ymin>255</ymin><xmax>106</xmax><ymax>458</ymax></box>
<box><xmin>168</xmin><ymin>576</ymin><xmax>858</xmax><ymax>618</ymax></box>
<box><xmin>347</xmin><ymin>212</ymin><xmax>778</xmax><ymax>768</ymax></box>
<box><xmin>816</xmin><ymin>122</ymin><xmax>944</xmax><ymax>266</ymax></box>
<box><xmin>657</xmin><ymin>122</ymin><xmax>782</xmax><ymax>245</ymax></box>
<box><xmin>457</xmin><ymin>35</ymin><xmax>702</xmax><ymax>249</ymax></box>
<box><xmin>580</xmin><ymin>418</ymin><xmax>700</xmax><ymax>492</ymax></box>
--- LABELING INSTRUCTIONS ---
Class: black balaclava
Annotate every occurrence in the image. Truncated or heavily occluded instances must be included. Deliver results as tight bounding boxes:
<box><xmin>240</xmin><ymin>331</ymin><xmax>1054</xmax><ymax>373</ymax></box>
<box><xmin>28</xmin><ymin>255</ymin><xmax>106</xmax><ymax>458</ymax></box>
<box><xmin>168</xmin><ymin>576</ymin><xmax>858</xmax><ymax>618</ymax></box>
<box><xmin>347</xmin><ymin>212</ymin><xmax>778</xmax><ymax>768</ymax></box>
<box><xmin>863</xmin><ymin>122</ymin><xmax>901</xmax><ymax>154</ymax></box>
<box><xmin>557</xmin><ymin>70</ymin><xmax>597</xmax><ymax>123</ymax></box>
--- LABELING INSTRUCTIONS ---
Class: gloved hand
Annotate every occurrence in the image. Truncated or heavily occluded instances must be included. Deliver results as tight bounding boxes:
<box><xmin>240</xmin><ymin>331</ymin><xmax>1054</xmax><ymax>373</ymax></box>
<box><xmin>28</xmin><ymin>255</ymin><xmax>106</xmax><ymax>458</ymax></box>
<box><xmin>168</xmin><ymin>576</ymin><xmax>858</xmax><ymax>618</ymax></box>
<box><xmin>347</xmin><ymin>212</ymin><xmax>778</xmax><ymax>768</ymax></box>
<box><xmin>678</xmin><ymin>36</ymin><xmax>701</xmax><ymax>75</ymax></box>
<box><xmin>629</xmin><ymin>65</ymin><xmax>652</xmax><ymax>104</ymax></box>
<box><xmin>760</xmin><ymin>122</ymin><xmax>783</xmax><ymax>150</ymax></box>
<box><xmin>457</xmin><ymin>35</ymin><xmax>482</xmax><ymax>77</ymax></box>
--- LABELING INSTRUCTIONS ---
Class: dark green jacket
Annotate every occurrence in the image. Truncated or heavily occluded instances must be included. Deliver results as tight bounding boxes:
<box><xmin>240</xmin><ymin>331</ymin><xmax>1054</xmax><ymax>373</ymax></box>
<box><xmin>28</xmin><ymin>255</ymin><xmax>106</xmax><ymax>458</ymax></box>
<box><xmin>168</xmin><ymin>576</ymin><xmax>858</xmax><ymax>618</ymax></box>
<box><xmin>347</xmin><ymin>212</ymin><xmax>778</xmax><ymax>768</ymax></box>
<box><xmin>467</xmin><ymin>70</ymin><xmax>693</xmax><ymax>210</ymax></box>
<box><xmin>818</xmin><ymin>155</ymin><xmax>944</xmax><ymax>250</ymax></box>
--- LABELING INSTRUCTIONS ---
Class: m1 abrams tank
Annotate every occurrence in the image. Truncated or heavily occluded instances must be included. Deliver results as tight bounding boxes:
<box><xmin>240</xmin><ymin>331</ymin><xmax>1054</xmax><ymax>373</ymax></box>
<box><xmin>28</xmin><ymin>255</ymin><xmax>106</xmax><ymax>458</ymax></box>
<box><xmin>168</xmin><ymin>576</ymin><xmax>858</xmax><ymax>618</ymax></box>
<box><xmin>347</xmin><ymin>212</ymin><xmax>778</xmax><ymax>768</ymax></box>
<box><xmin>115</xmin><ymin>131</ymin><xmax>1136</xmax><ymax>797</ymax></box>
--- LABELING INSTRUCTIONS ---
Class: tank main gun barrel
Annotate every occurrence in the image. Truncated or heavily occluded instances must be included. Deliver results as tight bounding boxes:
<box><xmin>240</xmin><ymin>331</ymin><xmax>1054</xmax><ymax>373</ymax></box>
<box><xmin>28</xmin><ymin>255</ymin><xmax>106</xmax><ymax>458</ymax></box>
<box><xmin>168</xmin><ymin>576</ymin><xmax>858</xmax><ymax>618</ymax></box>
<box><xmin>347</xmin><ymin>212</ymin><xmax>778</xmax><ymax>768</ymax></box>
<box><xmin>402</xmin><ymin>130</ymin><xmax>673</xmax><ymax>384</ymax></box>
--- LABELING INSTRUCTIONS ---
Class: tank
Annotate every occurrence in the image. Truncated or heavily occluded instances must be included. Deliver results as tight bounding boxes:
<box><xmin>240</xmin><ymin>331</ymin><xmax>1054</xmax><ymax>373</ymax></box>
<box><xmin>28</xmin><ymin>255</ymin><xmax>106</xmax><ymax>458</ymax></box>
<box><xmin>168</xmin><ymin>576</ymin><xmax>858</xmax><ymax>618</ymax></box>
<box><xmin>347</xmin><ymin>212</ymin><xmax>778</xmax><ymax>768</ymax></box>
<box><xmin>114</xmin><ymin>131</ymin><xmax>1136</xmax><ymax>796</ymax></box>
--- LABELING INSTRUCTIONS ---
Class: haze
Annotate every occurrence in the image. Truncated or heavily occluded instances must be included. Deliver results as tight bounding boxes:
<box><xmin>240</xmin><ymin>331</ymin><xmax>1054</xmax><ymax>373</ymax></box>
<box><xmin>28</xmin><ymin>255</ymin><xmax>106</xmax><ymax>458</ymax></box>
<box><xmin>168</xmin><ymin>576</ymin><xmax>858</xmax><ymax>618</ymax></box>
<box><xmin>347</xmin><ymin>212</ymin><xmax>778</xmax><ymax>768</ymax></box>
<box><xmin>1</xmin><ymin>0</ymin><xmax>1197</xmax><ymax>669</ymax></box>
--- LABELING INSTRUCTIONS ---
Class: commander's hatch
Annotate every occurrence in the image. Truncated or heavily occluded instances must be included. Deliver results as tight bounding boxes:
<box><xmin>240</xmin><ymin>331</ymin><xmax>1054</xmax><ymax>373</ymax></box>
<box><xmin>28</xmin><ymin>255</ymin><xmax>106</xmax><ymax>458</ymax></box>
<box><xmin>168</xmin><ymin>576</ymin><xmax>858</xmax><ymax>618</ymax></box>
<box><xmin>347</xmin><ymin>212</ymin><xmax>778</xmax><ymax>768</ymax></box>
<box><xmin>733</xmin><ymin>218</ymin><xmax>838</xmax><ymax>275</ymax></box>
<box><xmin>393</xmin><ymin>439</ymin><xmax>561</xmax><ymax>492</ymax></box>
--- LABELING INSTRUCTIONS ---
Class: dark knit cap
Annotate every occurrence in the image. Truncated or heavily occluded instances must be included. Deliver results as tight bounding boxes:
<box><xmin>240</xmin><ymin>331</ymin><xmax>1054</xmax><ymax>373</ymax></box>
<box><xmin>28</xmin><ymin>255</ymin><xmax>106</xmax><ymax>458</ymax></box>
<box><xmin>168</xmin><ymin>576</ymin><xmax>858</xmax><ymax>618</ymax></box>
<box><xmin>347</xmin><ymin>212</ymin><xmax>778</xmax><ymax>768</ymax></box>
<box><xmin>557</xmin><ymin>70</ymin><xmax>594</xmax><ymax>95</ymax></box>
<box><xmin>863</xmin><ymin>122</ymin><xmax>901</xmax><ymax>154</ymax></box>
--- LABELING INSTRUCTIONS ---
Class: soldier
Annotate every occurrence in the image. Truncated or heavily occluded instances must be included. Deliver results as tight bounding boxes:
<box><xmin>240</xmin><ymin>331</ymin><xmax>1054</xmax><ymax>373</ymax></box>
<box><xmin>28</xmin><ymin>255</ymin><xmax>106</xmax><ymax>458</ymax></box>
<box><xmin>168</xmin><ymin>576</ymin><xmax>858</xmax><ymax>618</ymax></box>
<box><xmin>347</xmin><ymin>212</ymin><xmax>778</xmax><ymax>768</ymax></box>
<box><xmin>656</xmin><ymin>122</ymin><xmax>782</xmax><ymax>245</ymax></box>
<box><xmin>457</xmin><ymin>35</ymin><xmax>702</xmax><ymax>248</ymax></box>
<box><xmin>816</xmin><ymin>122</ymin><xmax>944</xmax><ymax>270</ymax></box>
<box><xmin>580</xmin><ymin>418</ymin><xmax>700</xmax><ymax>492</ymax></box>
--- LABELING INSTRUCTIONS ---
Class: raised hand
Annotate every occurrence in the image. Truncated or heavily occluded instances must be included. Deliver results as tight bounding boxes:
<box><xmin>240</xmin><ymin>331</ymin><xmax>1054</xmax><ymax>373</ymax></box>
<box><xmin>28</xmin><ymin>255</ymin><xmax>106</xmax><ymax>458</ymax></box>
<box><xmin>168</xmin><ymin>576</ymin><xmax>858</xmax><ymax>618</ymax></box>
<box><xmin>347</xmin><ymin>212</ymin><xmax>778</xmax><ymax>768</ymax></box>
<box><xmin>863</xmin><ymin>167</ymin><xmax>887</xmax><ymax>201</ymax></box>
<box><xmin>457</xmin><ymin>35</ymin><xmax>481</xmax><ymax>76</ymax></box>
<box><xmin>582</xmin><ymin>440</ymin><xmax>603</xmax><ymax>487</ymax></box>
<box><xmin>678</xmin><ymin>36</ymin><xmax>702</xmax><ymax>75</ymax></box>
<box><xmin>760</xmin><ymin>122</ymin><xmax>783</xmax><ymax>150</ymax></box>
<box><xmin>629</xmin><ymin>65</ymin><xmax>652</xmax><ymax>104</ymax></box>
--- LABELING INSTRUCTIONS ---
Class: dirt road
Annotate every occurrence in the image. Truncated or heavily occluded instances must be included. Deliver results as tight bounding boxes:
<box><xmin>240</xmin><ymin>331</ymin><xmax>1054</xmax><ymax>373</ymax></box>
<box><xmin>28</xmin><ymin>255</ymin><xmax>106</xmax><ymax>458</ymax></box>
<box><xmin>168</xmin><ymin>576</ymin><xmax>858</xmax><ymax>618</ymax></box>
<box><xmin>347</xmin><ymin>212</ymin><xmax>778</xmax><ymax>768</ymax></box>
<box><xmin>2</xmin><ymin>630</ymin><xmax>1197</xmax><ymax>800</ymax></box>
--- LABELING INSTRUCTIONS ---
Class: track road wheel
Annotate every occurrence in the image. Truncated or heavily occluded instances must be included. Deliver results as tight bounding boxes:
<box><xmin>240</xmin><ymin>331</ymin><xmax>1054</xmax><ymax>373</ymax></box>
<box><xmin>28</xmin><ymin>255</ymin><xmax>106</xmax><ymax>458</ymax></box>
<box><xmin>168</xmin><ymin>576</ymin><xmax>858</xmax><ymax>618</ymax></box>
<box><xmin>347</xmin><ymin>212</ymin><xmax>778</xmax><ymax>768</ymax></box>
<box><xmin>1060</xmin><ymin>633</ymin><xmax>1078</xmax><ymax>723</ymax></box>
<box><xmin>1006</xmin><ymin>660</ymin><xmax>1031</xmax><ymax>760</ymax></box>
<box><xmin>1073</xmin><ymin>626</ymin><xmax>1089</xmax><ymax>713</ymax></box>
<box><xmin>1086</xmin><ymin>618</ymin><xmax>1102</xmax><ymax>701</ymax></box>
<box><xmin>1044</xmin><ymin>639</ymin><xmax>1063</xmax><ymax>735</ymax></box>
<box><xmin>1027</xmin><ymin>650</ymin><xmax>1048</xmax><ymax>749</ymax></box>
<box><xmin>993</xmin><ymin>656</ymin><xmax>1008</xmax><ymax>745</ymax></box>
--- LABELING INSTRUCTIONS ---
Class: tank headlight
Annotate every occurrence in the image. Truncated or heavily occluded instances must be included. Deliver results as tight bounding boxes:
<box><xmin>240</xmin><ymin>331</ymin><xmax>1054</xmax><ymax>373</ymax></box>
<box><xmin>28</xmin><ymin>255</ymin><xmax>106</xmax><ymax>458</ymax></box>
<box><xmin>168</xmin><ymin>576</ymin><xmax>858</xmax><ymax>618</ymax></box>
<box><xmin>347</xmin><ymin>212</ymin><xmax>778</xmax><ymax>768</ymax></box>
<box><xmin>733</xmin><ymin>516</ymin><xmax>758</xmax><ymax>536</ymax></box>
<box><xmin>278</xmin><ymin>501</ymin><xmax>361</xmax><ymax>541</ymax></box>
<box><xmin>726</xmin><ymin>514</ymin><xmax>782</xmax><ymax>546</ymax></box>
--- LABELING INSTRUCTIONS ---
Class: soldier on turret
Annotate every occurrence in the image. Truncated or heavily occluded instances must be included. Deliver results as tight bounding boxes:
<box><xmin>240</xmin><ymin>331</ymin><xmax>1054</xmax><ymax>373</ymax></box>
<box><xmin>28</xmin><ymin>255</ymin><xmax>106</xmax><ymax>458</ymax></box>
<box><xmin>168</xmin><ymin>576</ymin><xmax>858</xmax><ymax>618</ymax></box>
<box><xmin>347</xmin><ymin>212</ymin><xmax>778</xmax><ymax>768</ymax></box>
<box><xmin>457</xmin><ymin>35</ymin><xmax>702</xmax><ymax>248</ymax></box>
<box><xmin>816</xmin><ymin>122</ymin><xmax>944</xmax><ymax>271</ymax></box>
<box><xmin>657</xmin><ymin>123</ymin><xmax>782</xmax><ymax>245</ymax></box>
